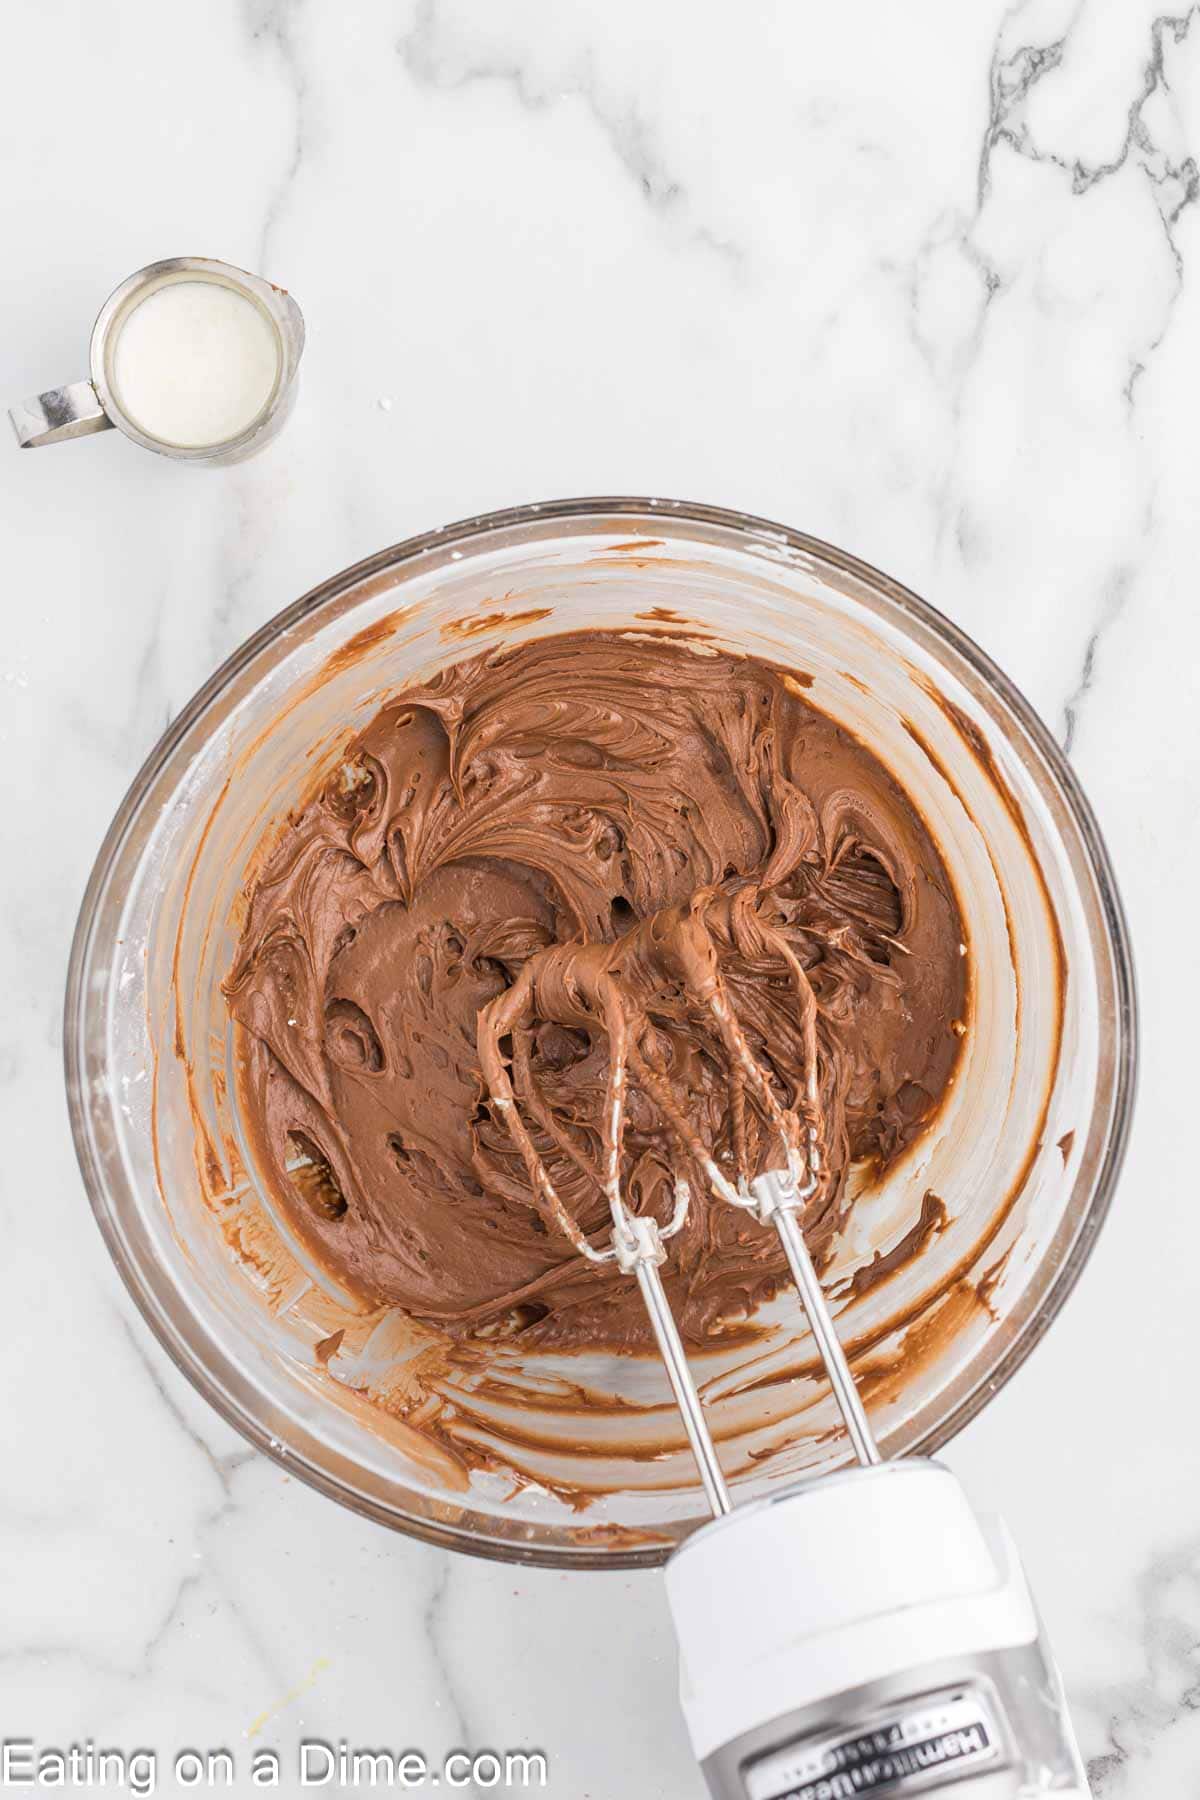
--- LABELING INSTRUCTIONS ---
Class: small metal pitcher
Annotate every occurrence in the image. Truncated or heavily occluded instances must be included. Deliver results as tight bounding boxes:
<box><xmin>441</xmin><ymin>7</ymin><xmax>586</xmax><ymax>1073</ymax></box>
<box><xmin>9</xmin><ymin>256</ymin><xmax>305</xmax><ymax>465</ymax></box>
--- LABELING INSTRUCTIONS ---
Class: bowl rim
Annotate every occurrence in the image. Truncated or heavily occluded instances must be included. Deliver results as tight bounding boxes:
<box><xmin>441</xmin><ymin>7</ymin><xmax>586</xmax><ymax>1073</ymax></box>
<box><xmin>63</xmin><ymin>495</ymin><xmax>1138</xmax><ymax>1569</ymax></box>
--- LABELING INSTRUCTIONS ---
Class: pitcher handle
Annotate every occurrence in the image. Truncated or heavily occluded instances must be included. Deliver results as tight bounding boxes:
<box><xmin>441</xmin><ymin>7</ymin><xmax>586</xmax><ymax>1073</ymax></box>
<box><xmin>9</xmin><ymin>380</ymin><xmax>114</xmax><ymax>448</ymax></box>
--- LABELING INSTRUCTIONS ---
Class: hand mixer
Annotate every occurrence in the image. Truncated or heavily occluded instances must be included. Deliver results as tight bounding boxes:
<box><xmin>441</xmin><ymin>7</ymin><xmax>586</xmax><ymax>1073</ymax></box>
<box><xmin>479</xmin><ymin>889</ymin><xmax>1092</xmax><ymax>1800</ymax></box>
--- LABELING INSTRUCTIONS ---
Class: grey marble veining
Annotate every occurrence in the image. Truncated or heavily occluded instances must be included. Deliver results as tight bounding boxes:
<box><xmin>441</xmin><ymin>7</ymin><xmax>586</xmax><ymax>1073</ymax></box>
<box><xmin>1</xmin><ymin>2</ymin><xmax>1197</xmax><ymax>1795</ymax></box>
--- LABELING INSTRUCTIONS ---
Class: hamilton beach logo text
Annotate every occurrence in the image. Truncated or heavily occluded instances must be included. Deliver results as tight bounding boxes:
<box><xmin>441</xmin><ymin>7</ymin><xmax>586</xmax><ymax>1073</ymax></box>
<box><xmin>762</xmin><ymin>1718</ymin><xmax>994</xmax><ymax>1800</ymax></box>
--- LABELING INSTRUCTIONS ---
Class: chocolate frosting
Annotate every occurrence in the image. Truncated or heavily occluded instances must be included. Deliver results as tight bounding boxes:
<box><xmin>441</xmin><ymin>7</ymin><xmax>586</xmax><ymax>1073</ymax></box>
<box><xmin>226</xmin><ymin>632</ymin><xmax>965</xmax><ymax>1350</ymax></box>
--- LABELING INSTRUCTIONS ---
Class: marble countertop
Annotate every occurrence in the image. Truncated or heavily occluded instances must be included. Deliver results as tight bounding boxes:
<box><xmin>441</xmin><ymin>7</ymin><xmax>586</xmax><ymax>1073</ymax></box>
<box><xmin>2</xmin><ymin>1</ymin><xmax>1196</xmax><ymax>1794</ymax></box>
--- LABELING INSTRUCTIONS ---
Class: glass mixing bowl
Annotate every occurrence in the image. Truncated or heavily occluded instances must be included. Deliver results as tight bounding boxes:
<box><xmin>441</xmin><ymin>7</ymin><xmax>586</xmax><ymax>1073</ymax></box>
<box><xmin>65</xmin><ymin>499</ymin><xmax>1136</xmax><ymax>1568</ymax></box>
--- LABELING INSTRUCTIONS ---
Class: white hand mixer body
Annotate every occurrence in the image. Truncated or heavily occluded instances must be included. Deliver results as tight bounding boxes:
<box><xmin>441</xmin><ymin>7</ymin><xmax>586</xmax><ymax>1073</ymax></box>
<box><xmin>667</xmin><ymin>1450</ymin><xmax>1091</xmax><ymax>1800</ymax></box>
